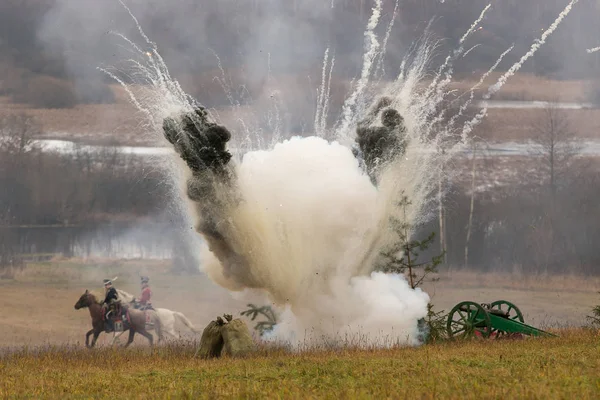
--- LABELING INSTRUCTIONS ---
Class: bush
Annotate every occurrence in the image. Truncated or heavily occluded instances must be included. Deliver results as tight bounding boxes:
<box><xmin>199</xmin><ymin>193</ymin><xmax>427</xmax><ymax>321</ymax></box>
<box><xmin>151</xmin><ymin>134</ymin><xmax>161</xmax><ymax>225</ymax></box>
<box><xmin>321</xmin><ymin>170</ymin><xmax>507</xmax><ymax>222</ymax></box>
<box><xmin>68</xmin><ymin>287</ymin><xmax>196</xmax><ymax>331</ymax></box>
<box><xmin>587</xmin><ymin>294</ymin><xmax>600</xmax><ymax>327</ymax></box>
<box><xmin>0</xmin><ymin>227</ymin><xmax>25</xmax><ymax>274</ymax></box>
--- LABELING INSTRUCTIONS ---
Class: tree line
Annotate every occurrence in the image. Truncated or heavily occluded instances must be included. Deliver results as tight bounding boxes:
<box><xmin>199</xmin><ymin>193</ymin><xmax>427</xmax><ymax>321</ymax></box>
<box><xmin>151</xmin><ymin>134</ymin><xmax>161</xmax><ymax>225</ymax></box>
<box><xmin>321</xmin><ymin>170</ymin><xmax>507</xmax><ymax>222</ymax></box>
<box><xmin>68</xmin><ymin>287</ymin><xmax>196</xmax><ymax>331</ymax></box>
<box><xmin>419</xmin><ymin>104</ymin><xmax>600</xmax><ymax>275</ymax></box>
<box><xmin>0</xmin><ymin>114</ymin><xmax>182</xmax><ymax>271</ymax></box>
<box><xmin>1</xmin><ymin>0</ymin><xmax>600</xmax><ymax>110</ymax></box>
<box><xmin>0</xmin><ymin>115</ymin><xmax>169</xmax><ymax>226</ymax></box>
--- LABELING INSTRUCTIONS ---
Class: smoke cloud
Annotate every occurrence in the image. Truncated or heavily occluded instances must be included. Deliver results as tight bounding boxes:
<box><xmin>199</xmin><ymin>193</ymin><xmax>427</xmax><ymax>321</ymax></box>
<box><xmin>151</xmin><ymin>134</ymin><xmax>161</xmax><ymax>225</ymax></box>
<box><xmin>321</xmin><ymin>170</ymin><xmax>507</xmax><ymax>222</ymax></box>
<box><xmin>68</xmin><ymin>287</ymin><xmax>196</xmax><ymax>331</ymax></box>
<box><xmin>183</xmin><ymin>129</ymin><xmax>428</xmax><ymax>348</ymax></box>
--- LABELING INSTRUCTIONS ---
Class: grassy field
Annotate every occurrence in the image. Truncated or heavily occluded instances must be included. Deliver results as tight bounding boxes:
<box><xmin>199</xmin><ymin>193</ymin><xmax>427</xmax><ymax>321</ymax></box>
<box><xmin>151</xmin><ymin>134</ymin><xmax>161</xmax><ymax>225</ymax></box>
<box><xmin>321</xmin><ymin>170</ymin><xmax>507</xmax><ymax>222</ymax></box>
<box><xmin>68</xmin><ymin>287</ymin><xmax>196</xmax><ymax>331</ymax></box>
<box><xmin>448</xmin><ymin>71</ymin><xmax>591</xmax><ymax>103</ymax></box>
<box><xmin>1</xmin><ymin>329</ymin><xmax>599</xmax><ymax>399</ymax></box>
<box><xmin>1</xmin><ymin>259</ymin><xmax>598</xmax><ymax>347</ymax></box>
<box><xmin>1</xmin><ymin>260</ymin><xmax>599</xmax><ymax>398</ymax></box>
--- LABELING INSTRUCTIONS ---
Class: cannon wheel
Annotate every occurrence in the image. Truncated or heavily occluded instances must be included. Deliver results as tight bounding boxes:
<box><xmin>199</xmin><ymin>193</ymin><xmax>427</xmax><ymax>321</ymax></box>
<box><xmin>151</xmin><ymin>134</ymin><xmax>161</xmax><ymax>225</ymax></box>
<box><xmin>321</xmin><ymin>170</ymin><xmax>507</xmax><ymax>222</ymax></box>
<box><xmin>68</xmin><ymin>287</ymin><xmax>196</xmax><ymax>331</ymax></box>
<box><xmin>489</xmin><ymin>300</ymin><xmax>525</xmax><ymax>338</ymax></box>
<box><xmin>447</xmin><ymin>301</ymin><xmax>492</xmax><ymax>339</ymax></box>
<box><xmin>490</xmin><ymin>300</ymin><xmax>524</xmax><ymax>322</ymax></box>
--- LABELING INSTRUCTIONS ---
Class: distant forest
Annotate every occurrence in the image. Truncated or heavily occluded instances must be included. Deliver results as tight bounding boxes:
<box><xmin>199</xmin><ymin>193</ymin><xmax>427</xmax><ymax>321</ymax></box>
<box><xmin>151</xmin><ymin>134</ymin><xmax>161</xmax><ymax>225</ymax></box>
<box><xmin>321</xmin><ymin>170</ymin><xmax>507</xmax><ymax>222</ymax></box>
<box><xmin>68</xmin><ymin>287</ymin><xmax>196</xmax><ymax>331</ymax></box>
<box><xmin>1</xmin><ymin>0</ymin><xmax>600</xmax><ymax>109</ymax></box>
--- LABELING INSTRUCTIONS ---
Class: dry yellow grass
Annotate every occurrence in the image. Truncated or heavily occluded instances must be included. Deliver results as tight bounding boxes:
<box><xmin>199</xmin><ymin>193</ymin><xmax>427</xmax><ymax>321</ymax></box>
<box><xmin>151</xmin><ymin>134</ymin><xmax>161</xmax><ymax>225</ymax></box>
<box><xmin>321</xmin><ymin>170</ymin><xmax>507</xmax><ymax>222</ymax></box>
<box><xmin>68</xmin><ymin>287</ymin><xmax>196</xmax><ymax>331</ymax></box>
<box><xmin>0</xmin><ymin>73</ymin><xmax>596</xmax><ymax>146</ymax></box>
<box><xmin>473</xmin><ymin>108</ymin><xmax>600</xmax><ymax>141</ymax></box>
<box><xmin>1</xmin><ymin>329</ymin><xmax>599</xmax><ymax>399</ymax></box>
<box><xmin>448</xmin><ymin>71</ymin><xmax>590</xmax><ymax>103</ymax></box>
<box><xmin>1</xmin><ymin>260</ymin><xmax>599</xmax><ymax>397</ymax></box>
<box><xmin>1</xmin><ymin>260</ymin><xmax>597</xmax><ymax>348</ymax></box>
<box><xmin>438</xmin><ymin>269</ymin><xmax>600</xmax><ymax>293</ymax></box>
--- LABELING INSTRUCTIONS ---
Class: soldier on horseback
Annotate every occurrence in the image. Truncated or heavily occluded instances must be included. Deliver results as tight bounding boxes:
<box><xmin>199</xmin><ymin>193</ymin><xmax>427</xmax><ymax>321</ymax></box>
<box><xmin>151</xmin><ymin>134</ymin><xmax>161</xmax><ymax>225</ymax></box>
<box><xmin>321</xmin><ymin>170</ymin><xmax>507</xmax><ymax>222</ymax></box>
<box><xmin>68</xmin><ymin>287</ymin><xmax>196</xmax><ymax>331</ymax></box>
<box><xmin>134</xmin><ymin>276</ymin><xmax>154</xmax><ymax>311</ymax></box>
<box><xmin>102</xmin><ymin>278</ymin><xmax>120</xmax><ymax>332</ymax></box>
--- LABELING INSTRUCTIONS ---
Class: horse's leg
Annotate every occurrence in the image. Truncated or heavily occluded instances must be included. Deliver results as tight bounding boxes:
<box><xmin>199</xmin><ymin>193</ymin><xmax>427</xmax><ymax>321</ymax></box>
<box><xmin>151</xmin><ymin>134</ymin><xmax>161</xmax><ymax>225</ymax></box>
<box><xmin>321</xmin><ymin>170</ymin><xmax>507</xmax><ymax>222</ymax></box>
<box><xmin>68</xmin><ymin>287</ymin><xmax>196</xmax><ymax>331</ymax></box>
<box><xmin>158</xmin><ymin>311</ymin><xmax>178</xmax><ymax>341</ymax></box>
<box><xmin>164</xmin><ymin>328</ymin><xmax>179</xmax><ymax>341</ymax></box>
<box><xmin>112</xmin><ymin>330</ymin><xmax>126</xmax><ymax>347</ymax></box>
<box><xmin>85</xmin><ymin>329</ymin><xmax>94</xmax><ymax>348</ymax></box>
<box><xmin>153</xmin><ymin>321</ymin><xmax>163</xmax><ymax>344</ymax></box>
<box><xmin>124</xmin><ymin>329</ymin><xmax>135</xmax><ymax>348</ymax></box>
<box><xmin>90</xmin><ymin>330</ymin><xmax>101</xmax><ymax>348</ymax></box>
<box><xmin>138</xmin><ymin>330</ymin><xmax>153</xmax><ymax>347</ymax></box>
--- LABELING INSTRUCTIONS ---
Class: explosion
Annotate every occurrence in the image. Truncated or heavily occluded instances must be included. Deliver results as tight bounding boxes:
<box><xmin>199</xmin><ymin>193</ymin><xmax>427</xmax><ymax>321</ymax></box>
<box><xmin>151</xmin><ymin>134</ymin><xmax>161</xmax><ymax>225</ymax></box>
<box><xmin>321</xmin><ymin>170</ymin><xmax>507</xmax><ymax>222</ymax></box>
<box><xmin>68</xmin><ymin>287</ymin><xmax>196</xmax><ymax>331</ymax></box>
<box><xmin>161</xmin><ymin>98</ymin><xmax>428</xmax><ymax>347</ymax></box>
<box><xmin>103</xmin><ymin>0</ymin><xmax>579</xmax><ymax>348</ymax></box>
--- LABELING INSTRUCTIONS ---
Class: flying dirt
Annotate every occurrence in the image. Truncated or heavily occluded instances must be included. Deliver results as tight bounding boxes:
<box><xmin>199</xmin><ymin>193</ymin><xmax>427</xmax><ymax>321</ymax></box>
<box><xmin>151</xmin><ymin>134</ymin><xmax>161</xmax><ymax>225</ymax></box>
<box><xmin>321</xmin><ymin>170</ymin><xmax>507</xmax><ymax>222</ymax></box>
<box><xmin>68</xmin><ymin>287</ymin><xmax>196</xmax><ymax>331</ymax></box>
<box><xmin>103</xmin><ymin>0</ymin><xmax>579</xmax><ymax>348</ymax></box>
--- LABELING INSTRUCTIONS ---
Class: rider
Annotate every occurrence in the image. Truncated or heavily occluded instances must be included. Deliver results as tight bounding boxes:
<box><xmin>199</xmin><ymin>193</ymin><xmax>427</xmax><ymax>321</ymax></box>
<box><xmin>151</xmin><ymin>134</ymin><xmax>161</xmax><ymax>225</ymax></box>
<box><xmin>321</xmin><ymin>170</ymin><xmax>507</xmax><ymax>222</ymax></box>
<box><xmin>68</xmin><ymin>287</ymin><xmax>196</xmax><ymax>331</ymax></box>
<box><xmin>135</xmin><ymin>276</ymin><xmax>153</xmax><ymax>311</ymax></box>
<box><xmin>102</xmin><ymin>278</ymin><xmax>119</xmax><ymax>332</ymax></box>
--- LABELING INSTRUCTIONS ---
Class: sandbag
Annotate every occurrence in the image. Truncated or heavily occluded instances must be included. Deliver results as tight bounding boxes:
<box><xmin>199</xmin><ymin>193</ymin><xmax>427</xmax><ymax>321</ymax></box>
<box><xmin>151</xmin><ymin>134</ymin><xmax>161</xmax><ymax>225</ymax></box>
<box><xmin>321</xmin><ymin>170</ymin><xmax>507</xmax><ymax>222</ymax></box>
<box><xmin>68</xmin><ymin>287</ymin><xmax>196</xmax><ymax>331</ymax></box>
<box><xmin>196</xmin><ymin>320</ymin><xmax>224</xmax><ymax>359</ymax></box>
<box><xmin>221</xmin><ymin>319</ymin><xmax>256</xmax><ymax>357</ymax></box>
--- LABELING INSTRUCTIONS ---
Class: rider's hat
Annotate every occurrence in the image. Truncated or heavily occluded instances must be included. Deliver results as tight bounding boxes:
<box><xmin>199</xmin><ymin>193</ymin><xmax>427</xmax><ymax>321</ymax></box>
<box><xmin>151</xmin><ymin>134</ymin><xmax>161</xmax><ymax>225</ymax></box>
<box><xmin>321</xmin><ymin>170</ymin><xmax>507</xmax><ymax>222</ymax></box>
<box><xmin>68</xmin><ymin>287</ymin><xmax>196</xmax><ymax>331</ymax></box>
<box><xmin>103</xmin><ymin>279</ymin><xmax>112</xmax><ymax>285</ymax></box>
<box><xmin>141</xmin><ymin>276</ymin><xmax>149</xmax><ymax>284</ymax></box>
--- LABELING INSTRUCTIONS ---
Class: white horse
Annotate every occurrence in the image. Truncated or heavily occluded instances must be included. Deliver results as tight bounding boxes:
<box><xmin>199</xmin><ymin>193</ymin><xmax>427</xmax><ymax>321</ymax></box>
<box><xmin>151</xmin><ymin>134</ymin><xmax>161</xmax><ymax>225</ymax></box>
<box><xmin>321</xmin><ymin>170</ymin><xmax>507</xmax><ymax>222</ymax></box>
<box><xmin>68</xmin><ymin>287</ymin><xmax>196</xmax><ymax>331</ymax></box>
<box><xmin>117</xmin><ymin>289</ymin><xmax>200</xmax><ymax>341</ymax></box>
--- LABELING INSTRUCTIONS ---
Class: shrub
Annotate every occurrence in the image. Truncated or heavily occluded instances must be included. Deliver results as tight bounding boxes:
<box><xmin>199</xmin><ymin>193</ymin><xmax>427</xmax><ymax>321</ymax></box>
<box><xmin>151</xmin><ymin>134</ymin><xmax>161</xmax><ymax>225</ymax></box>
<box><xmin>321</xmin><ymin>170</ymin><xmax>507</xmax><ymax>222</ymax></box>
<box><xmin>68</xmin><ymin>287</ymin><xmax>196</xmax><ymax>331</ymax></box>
<box><xmin>587</xmin><ymin>294</ymin><xmax>600</xmax><ymax>327</ymax></box>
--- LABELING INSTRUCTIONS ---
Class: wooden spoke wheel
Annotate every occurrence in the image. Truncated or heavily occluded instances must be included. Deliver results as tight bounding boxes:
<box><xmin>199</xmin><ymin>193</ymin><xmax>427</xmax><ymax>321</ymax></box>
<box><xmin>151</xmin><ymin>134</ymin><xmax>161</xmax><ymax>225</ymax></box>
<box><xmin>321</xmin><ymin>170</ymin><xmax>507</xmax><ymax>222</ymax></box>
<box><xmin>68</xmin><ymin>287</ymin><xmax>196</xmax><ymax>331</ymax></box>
<box><xmin>490</xmin><ymin>300</ymin><xmax>524</xmax><ymax>322</ymax></box>
<box><xmin>447</xmin><ymin>301</ymin><xmax>492</xmax><ymax>339</ymax></box>
<box><xmin>489</xmin><ymin>300</ymin><xmax>524</xmax><ymax>338</ymax></box>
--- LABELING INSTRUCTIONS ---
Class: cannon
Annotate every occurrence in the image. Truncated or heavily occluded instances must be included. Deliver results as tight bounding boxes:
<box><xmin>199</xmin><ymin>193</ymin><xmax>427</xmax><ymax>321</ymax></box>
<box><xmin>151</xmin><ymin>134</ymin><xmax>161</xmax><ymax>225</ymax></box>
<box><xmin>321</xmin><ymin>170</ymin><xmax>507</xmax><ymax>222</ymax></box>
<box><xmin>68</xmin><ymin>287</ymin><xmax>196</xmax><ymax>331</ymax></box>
<box><xmin>446</xmin><ymin>300</ymin><xmax>558</xmax><ymax>339</ymax></box>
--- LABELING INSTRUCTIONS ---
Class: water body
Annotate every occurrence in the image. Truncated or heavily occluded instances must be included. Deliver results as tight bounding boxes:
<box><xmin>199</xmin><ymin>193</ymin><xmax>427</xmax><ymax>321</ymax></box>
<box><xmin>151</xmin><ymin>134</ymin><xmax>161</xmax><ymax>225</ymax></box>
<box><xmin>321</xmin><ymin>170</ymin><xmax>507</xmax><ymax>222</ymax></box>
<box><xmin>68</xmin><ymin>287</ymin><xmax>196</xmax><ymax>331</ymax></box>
<box><xmin>476</xmin><ymin>100</ymin><xmax>597</xmax><ymax>110</ymax></box>
<box><xmin>35</xmin><ymin>138</ymin><xmax>600</xmax><ymax>160</ymax></box>
<box><xmin>32</xmin><ymin>100</ymin><xmax>599</xmax><ymax>158</ymax></box>
<box><xmin>34</xmin><ymin>139</ymin><xmax>173</xmax><ymax>157</ymax></box>
<box><xmin>463</xmin><ymin>140</ymin><xmax>600</xmax><ymax>157</ymax></box>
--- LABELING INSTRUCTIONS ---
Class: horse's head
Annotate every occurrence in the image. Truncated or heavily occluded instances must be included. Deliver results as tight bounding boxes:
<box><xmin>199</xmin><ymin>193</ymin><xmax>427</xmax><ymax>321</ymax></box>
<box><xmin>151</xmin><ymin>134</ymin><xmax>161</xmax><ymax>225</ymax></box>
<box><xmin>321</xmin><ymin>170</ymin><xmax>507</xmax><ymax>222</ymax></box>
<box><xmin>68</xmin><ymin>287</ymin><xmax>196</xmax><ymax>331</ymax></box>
<box><xmin>74</xmin><ymin>290</ymin><xmax>94</xmax><ymax>310</ymax></box>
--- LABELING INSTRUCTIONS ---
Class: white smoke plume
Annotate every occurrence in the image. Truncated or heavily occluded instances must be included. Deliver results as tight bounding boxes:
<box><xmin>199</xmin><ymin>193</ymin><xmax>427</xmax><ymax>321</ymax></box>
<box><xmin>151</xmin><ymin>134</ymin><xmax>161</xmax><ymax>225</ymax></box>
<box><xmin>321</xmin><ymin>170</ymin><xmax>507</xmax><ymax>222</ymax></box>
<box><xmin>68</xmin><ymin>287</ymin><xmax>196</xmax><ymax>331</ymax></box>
<box><xmin>484</xmin><ymin>0</ymin><xmax>580</xmax><ymax>99</ymax></box>
<box><xmin>463</xmin><ymin>0</ymin><xmax>580</xmax><ymax>138</ymax></box>
<box><xmin>587</xmin><ymin>46</ymin><xmax>600</xmax><ymax>54</ymax></box>
<box><xmin>337</xmin><ymin>0</ymin><xmax>384</xmax><ymax>138</ymax></box>
<box><xmin>268</xmin><ymin>272</ymin><xmax>430</xmax><ymax>348</ymax></box>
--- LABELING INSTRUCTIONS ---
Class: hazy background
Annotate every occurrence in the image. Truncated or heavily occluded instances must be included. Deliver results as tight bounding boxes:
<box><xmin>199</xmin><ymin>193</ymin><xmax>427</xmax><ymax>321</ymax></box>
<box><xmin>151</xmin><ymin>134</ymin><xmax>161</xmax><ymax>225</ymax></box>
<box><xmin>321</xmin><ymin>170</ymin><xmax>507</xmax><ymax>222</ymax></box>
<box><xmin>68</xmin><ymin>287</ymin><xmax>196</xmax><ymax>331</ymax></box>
<box><xmin>1</xmin><ymin>0</ymin><xmax>600</xmax><ymax>277</ymax></box>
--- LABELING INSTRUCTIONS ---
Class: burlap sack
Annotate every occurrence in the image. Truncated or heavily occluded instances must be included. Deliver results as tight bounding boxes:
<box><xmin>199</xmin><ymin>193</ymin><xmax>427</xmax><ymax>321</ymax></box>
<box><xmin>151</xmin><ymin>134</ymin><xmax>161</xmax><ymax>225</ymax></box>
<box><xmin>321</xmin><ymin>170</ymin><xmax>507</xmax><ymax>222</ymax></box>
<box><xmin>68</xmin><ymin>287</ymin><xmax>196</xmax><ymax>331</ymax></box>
<box><xmin>196</xmin><ymin>320</ymin><xmax>224</xmax><ymax>359</ymax></box>
<box><xmin>221</xmin><ymin>318</ymin><xmax>256</xmax><ymax>357</ymax></box>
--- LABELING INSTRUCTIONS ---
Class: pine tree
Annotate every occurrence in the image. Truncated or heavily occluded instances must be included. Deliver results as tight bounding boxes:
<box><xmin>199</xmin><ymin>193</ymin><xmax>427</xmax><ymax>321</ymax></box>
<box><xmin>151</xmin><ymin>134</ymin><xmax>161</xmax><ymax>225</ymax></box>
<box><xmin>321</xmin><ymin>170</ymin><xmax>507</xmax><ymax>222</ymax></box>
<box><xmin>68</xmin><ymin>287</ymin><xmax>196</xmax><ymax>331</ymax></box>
<box><xmin>375</xmin><ymin>193</ymin><xmax>447</xmax><ymax>343</ymax></box>
<box><xmin>240</xmin><ymin>303</ymin><xmax>277</xmax><ymax>336</ymax></box>
<box><xmin>375</xmin><ymin>194</ymin><xmax>444</xmax><ymax>289</ymax></box>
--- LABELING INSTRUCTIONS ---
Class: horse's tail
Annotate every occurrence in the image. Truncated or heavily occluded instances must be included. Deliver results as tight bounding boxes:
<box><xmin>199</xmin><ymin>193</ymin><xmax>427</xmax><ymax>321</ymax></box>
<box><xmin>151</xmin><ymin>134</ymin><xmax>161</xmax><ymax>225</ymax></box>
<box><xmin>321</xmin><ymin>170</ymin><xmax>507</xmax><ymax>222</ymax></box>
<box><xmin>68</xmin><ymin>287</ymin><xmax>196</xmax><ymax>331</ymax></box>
<box><xmin>173</xmin><ymin>312</ymin><xmax>200</xmax><ymax>333</ymax></box>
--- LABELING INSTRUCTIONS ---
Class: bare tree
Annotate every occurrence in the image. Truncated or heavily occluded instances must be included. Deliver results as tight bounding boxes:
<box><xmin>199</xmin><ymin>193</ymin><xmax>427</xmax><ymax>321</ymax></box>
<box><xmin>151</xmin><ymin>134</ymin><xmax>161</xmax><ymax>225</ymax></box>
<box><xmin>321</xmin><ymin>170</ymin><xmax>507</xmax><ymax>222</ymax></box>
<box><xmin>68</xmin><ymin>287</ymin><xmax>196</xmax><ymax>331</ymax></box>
<box><xmin>464</xmin><ymin>140</ymin><xmax>478</xmax><ymax>269</ymax></box>
<box><xmin>528</xmin><ymin>103</ymin><xmax>581</xmax><ymax>199</ymax></box>
<box><xmin>0</xmin><ymin>114</ymin><xmax>40</xmax><ymax>270</ymax></box>
<box><xmin>438</xmin><ymin>165</ymin><xmax>447</xmax><ymax>265</ymax></box>
<box><xmin>526</xmin><ymin>103</ymin><xmax>583</xmax><ymax>272</ymax></box>
<box><xmin>0</xmin><ymin>114</ymin><xmax>41</xmax><ymax>157</ymax></box>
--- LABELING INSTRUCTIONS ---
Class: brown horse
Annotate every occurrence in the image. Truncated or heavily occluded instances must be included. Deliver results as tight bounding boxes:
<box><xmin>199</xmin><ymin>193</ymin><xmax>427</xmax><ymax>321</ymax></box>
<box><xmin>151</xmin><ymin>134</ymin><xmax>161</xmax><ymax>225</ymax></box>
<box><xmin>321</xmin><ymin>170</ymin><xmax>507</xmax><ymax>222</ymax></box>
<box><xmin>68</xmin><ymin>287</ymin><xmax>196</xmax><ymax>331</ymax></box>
<box><xmin>74</xmin><ymin>290</ymin><xmax>161</xmax><ymax>348</ymax></box>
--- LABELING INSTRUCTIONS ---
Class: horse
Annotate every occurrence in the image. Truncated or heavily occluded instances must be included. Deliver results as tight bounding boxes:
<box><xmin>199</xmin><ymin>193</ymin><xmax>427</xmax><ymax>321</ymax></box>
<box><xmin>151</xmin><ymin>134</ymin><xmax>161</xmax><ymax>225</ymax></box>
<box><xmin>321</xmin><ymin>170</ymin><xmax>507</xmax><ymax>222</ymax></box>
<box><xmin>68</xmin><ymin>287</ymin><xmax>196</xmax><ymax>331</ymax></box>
<box><xmin>74</xmin><ymin>290</ymin><xmax>161</xmax><ymax>348</ymax></box>
<box><xmin>116</xmin><ymin>289</ymin><xmax>200</xmax><ymax>340</ymax></box>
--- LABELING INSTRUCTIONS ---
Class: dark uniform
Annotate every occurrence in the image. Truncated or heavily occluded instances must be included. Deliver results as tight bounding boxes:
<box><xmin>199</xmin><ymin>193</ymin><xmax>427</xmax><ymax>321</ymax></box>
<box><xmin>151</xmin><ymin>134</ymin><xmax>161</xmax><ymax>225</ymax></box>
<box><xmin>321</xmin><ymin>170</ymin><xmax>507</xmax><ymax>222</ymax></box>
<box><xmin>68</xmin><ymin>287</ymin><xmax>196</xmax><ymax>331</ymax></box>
<box><xmin>103</xmin><ymin>286</ymin><xmax>118</xmax><ymax>305</ymax></box>
<box><xmin>102</xmin><ymin>279</ymin><xmax>119</xmax><ymax>332</ymax></box>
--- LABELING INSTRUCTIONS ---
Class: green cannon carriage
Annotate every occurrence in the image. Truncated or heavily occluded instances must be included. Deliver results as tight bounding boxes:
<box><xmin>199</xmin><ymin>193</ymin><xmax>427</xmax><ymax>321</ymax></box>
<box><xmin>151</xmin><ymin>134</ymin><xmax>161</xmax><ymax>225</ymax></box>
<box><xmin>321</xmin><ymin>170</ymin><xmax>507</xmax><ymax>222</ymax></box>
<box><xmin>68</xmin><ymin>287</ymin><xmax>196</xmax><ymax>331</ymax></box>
<box><xmin>446</xmin><ymin>300</ymin><xmax>558</xmax><ymax>339</ymax></box>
